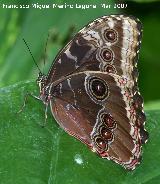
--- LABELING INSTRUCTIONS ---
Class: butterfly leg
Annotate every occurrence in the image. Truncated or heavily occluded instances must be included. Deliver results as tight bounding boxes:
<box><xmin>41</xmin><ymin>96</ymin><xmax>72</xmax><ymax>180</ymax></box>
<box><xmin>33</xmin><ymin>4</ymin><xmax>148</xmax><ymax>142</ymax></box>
<box><xmin>17</xmin><ymin>92</ymin><xmax>41</xmax><ymax>114</ymax></box>
<box><xmin>40</xmin><ymin>104</ymin><xmax>49</xmax><ymax>128</ymax></box>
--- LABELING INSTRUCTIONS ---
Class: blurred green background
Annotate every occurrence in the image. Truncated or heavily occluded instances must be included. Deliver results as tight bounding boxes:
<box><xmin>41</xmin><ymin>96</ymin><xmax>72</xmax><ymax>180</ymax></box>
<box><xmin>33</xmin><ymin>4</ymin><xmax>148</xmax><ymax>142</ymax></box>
<box><xmin>0</xmin><ymin>0</ymin><xmax>160</xmax><ymax>184</ymax></box>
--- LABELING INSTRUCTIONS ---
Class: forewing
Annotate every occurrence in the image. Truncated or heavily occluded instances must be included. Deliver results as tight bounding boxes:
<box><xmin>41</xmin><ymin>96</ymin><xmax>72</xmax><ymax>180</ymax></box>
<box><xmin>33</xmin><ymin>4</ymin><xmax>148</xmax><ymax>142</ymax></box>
<box><xmin>46</xmin><ymin>15</ymin><xmax>142</xmax><ymax>84</ymax></box>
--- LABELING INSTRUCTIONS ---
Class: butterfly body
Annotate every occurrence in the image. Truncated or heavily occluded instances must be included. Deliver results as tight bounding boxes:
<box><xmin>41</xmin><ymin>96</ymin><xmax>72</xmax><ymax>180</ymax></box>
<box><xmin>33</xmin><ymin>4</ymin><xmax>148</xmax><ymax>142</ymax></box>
<box><xmin>37</xmin><ymin>15</ymin><xmax>148</xmax><ymax>170</ymax></box>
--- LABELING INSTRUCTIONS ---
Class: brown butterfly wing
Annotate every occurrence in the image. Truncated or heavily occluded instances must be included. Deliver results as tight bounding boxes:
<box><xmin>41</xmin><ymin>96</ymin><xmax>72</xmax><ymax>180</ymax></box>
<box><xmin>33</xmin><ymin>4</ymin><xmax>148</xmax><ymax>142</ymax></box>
<box><xmin>46</xmin><ymin>15</ymin><xmax>148</xmax><ymax>170</ymax></box>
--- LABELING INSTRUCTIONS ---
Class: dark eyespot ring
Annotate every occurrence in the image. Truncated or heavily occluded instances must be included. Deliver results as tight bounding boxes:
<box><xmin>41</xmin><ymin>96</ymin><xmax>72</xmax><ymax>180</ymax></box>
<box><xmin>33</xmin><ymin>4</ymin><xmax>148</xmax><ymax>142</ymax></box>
<box><xmin>104</xmin><ymin>64</ymin><xmax>116</xmax><ymax>74</ymax></box>
<box><xmin>89</xmin><ymin>77</ymin><xmax>109</xmax><ymax>100</ymax></box>
<box><xmin>101</xmin><ymin>113</ymin><xmax>117</xmax><ymax>129</ymax></box>
<box><xmin>100</xmin><ymin>127</ymin><xmax>114</xmax><ymax>142</ymax></box>
<box><xmin>94</xmin><ymin>136</ymin><xmax>108</xmax><ymax>151</ymax></box>
<box><xmin>104</xmin><ymin>29</ymin><xmax>117</xmax><ymax>42</ymax></box>
<box><xmin>100</xmin><ymin>48</ymin><xmax>113</xmax><ymax>62</ymax></box>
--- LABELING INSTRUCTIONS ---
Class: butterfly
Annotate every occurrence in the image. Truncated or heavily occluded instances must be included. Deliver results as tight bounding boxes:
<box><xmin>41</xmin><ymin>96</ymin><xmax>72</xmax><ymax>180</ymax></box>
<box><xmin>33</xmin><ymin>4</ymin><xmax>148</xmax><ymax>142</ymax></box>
<box><xmin>36</xmin><ymin>15</ymin><xmax>148</xmax><ymax>170</ymax></box>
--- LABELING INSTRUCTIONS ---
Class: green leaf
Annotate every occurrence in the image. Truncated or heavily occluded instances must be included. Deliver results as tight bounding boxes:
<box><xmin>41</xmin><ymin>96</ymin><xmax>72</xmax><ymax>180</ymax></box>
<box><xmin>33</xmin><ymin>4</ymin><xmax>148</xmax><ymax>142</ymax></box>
<box><xmin>0</xmin><ymin>81</ymin><xmax>160</xmax><ymax>184</ymax></box>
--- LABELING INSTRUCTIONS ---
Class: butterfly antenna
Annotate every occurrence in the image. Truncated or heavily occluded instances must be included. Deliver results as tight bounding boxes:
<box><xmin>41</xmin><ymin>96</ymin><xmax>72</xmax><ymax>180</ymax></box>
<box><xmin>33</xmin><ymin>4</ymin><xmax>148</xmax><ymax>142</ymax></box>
<box><xmin>23</xmin><ymin>38</ymin><xmax>42</xmax><ymax>74</ymax></box>
<box><xmin>43</xmin><ymin>33</ymin><xmax>50</xmax><ymax>73</ymax></box>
